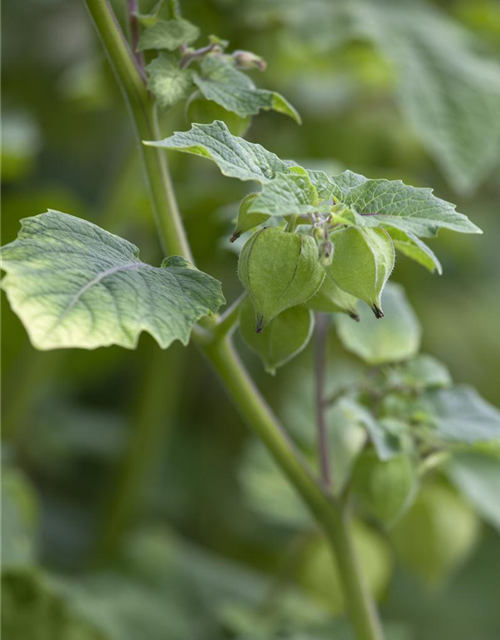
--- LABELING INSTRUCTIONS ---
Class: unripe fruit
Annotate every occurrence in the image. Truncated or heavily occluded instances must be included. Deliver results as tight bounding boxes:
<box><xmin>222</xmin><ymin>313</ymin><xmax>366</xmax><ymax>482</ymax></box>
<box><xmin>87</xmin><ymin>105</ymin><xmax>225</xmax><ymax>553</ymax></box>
<box><xmin>352</xmin><ymin>451</ymin><xmax>418</xmax><ymax>526</ymax></box>
<box><xmin>239</xmin><ymin>299</ymin><xmax>314</xmax><ymax>374</ymax></box>
<box><xmin>298</xmin><ymin>520</ymin><xmax>392</xmax><ymax>615</ymax></box>
<box><xmin>391</xmin><ymin>483</ymin><xmax>480</xmax><ymax>586</ymax></box>
<box><xmin>238</xmin><ymin>228</ymin><xmax>325</xmax><ymax>332</ymax></box>
<box><xmin>330</xmin><ymin>227</ymin><xmax>394</xmax><ymax>318</ymax></box>
<box><xmin>307</xmin><ymin>271</ymin><xmax>359</xmax><ymax>320</ymax></box>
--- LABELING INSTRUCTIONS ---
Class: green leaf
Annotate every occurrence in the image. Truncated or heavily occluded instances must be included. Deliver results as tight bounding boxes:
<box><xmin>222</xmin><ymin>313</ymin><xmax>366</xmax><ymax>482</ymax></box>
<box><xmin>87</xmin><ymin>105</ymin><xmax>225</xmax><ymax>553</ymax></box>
<box><xmin>186</xmin><ymin>91</ymin><xmax>250</xmax><ymax>137</ymax></box>
<box><xmin>447</xmin><ymin>451</ymin><xmax>500</xmax><ymax>533</ymax></box>
<box><xmin>422</xmin><ymin>386</ymin><xmax>500</xmax><ymax>444</ymax></box>
<box><xmin>387</xmin><ymin>227</ymin><xmax>442</xmax><ymax>274</ymax></box>
<box><xmin>329</xmin><ymin>226</ymin><xmax>395</xmax><ymax>317</ymax></box>
<box><xmin>193</xmin><ymin>56</ymin><xmax>301</xmax><ymax>122</ymax></box>
<box><xmin>230</xmin><ymin>193</ymin><xmax>270</xmax><ymax>242</ymax></box>
<box><xmin>306</xmin><ymin>271</ymin><xmax>359</xmax><ymax>319</ymax></box>
<box><xmin>385</xmin><ymin>354</ymin><xmax>452</xmax><ymax>390</ymax></box>
<box><xmin>146</xmin><ymin>54</ymin><xmax>194</xmax><ymax>111</ymax></box>
<box><xmin>2</xmin><ymin>569</ymin><xmax>108</xmax><ymax>640</ymax></box>
<box><xmin>1</xmin><ymin>468</ymin><xmax>39</xmax><ymax>570</ymax></box>
<box><xmin>335</xmin><ymin>282</ymin><xmax>421</xmax><ymax>365</ymax></box>
<box><xmin>330</xmin><ymin>170</ymin><xmax>481</xmax><ymax>238</ymax></box>
<box><xmin>146</xmin><ymin>120</ymin><xmax>290</xmax><ymax>182</ymax></box>
<box><xmin>238</xmin><ymin>228</ymin><xmax>325</xmax><ymax>330</ymax></box>
<box><xmin>338</xmin><ymin>397</ymin><xmax>400</xmax><ymax>461</ymax></box>
<box><xmin>0</xmin><ymin>211</ymin><xmax>224</xmax><ymax>350</ymax></box>
<box><xmin>133</xmin><ymin>0</ymin><xmax>176</xmax><ymax>28</ymax></box>
<box><xmin>352</xmin><ymin>0</ymin><xmax>500</xmax><ymax>194</ymax></box>
<box><xmin>391</xmin><ymin>482</ymin><xmax>480</xmax><ymax>586</ymax></box>
<box><xmin>239</xmin><ymin>299</ymin><xmax>314</xmax><ymax>374</ymax></box>
<box><xmin>137</xmin><ymin>18</ymin><xmax>199</xmax><ymax>51</ymax></box>
<box><xmin>352</xmin><ymin>451</ymin><xmax>418</xmax><ymax>526</ymax></box>
<box><xmin>294</xmin><ymin>167</ymin><xmax>335</xmax><ymax>202</ymax></box>
<box><xmin>276</xmin><ymin>0</ymin><xmax>500</xmax><ymax>193</ymax></box>
<box><xmin>248</xmin><ymin>172</ymin><xmax>321</xmax><ymax>216</ymax></box>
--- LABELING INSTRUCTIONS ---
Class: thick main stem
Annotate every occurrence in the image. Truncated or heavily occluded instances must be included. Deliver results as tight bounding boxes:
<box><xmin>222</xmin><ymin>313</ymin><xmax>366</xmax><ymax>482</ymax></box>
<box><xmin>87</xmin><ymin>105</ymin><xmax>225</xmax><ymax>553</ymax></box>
<box><xmin>83</xmin><ymin>2</ymin><xmax>385</xmax><ymax>638</ymax></box>
<box><xmin>199</xmin><ymin>337</ymin><xmax>384</xmax><ymax>640</ymax></box>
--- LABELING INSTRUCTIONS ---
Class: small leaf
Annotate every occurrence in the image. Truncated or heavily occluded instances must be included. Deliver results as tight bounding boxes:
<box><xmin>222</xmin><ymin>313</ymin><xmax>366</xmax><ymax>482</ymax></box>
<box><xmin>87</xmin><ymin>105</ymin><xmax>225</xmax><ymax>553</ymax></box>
<box><xmin>146</xmin><ymin>120</ymin><xmax>290</xmax><ymax>182</ymax></box>
<box><xmin>422</xmin><ymin>386</ymin><xmax>500</xmax><ymax>444</ymax></box>
<box><xmin>194</xmin><ymin>56</ymin><xmax>301</xmax><ymax>122</ymax></box>
<box><xmin>238</xmin><ymin>228</ymin><xmax>325</xmax><ymax>330</ymax></box>
<box><xmin>386</xmin><ymin>354</ymin><xmax>452</xmax><ymax>390</ymax></box>
<box><xmin>330</xmin><ymin>170</ymin><xmax>481</xmax><ymax>238</ymax></box>
<box><xmin>133</xmin><ymin>0</ymin><xmax>174</xmax><ymax>28</ymax></box>
<box><xmin>306</xmin><ymin>271</ymin><xmax>359</xmax><ymax>320</ymax></box>
<box><xmin>146</xmin><ymin>53</ymin><xmax>194</xmax><ymax>111</ymax></box>
<box><xmin>338</xmin><ymin>397</ymin><xmax>400</xmax><ymax>461</ymax></box>
<box><xmin>387</xmin><ymin>228</ymin><xmax>442</xmax><ymax>274</ymax></box>
<box><xmin>0</xmin><ymin>211</ymin><xmax>224</xmax><ymax>350</ymax></box>
<box><xmin>137</xmin><ymin>18</ymin><xmax>199</xmax><ymax>51</ymax></box>
<box><xmin>239</xmin><ymin>299</ymin><xmax>314</xmax><ymax>374</ymax></box>
<box><xmin>248</xmin><ymin>172</ymin><xmax>321</xmax><ymax>216</ymax></box>
<box><xmin>447</xmin><ymin>451</ymin><xmax>500</xmax><ymax>533</ymax></box>
<box><xmin>391</xmin><ymin>483</ymin><xmax>479</xmax><ymax>586</ymax></box>
<box><xmin>186</xmin><ymin>91</ymin><xmax>250</xmax><ymax>136</ymax></box>
<box><xmin>335</xmin><ymin>283</ymin><xmax>421</xmax><ymax>365</ymax></box>
<box><xmin>230</xmin><ymin>193</ymin><xmax>270</xmax><ymax>242</ymax></box>
<box><xmin>329</xmin><ymin>226</ymin><xmax>395</xmax><ymax>317</ymax></box>
<box><xmin>352</xmin><ymin>451</ymin><xmax>418</xmax><ymax>526</ymax></box>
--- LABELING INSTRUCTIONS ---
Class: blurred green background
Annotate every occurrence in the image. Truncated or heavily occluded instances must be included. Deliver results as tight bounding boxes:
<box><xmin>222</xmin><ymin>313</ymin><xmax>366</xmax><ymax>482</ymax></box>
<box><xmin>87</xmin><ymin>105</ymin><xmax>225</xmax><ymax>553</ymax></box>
<box><xmin>2</xmin><ymin>0</ymin><xmax>500</xmax><ymax>639</ymax></box>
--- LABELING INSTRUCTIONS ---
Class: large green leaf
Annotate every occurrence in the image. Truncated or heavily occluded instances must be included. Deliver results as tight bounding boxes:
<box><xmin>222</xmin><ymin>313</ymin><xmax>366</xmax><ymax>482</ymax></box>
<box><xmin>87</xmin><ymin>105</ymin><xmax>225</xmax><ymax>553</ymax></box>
<box><xmin>146</xmin><ymin>121</ymin><xmax>290</xmax><ymax>182</ymax></box>
<box><xmin>261</xmin><ymin>0</ymin><xmax>500</xmax><ymax>194</ymax></box>
<box><xmin>330</xmin><ymin>170</ymin><xmax>481</xmax><ymax>238</ymax></box>
<box><xmin>335</xmin><ymin>283</ymin><xmax>421</xmax><ymax>365</ymax></box>
<box><xmin>194</xmin><ymin>56</ymin><xmax>301</xmax><ymax>122</ymax></box>
<box><xmin>350</xmin><ymin>0</ymin><xmax>500</xmax><ymax>194</ymax></box>
<box><xmin>447</xmin><ymin>451</ymin><xmax>500</xmax><ymax>533</ymax></box>
<box><xmin>0</xmin><ymin>211</ymin><xmax>224</xmax><ymax>350</ymax></box>
<box><xmin>423</xmin><ymin>386</ymin><xmax>500</xmax><ymax>445</ymax></box>
<box><xmin>146</xmin><ymin>54</ymin><xmax>194</xmax><ymax>111</ymax></box>
<box><xmin>248</xmin><ymin>172</ymin><xmax>321</xmax><ymax>216</ymax></box>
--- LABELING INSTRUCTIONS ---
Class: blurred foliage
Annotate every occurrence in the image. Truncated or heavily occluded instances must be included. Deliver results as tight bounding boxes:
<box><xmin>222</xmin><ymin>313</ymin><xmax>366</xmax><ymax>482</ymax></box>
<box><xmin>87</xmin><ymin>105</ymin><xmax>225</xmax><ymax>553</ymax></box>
<box><xmin>2</xmin><ymin>0</ymin><xmax>500</xmax><ymax>639</ymax></box>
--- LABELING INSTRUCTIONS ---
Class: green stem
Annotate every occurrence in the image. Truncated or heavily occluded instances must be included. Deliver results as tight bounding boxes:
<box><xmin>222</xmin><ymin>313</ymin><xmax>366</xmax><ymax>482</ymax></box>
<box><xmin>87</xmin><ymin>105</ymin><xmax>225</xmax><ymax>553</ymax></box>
<box><xmin>83</xmin><ymin>0</ymin><xmax>192</xmax><ymax>260</ymax></box>
<box><xmin>198</xmin><ymin>337</ymin><xmax>384</xmax><ymax>640</ymax></box>
<box><xmin>83</xmin><ymin>2</ymin><xmax>385</xmax><ymax>638</ymax></box>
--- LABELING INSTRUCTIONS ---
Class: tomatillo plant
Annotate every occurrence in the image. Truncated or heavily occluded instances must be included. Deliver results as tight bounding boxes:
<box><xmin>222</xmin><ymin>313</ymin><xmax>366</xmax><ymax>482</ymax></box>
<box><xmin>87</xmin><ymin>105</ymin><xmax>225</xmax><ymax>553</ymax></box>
<box><xmin>2</xmin><ymin>2</ymin><xmax>499</xmax><ymax>640</ymax></box>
